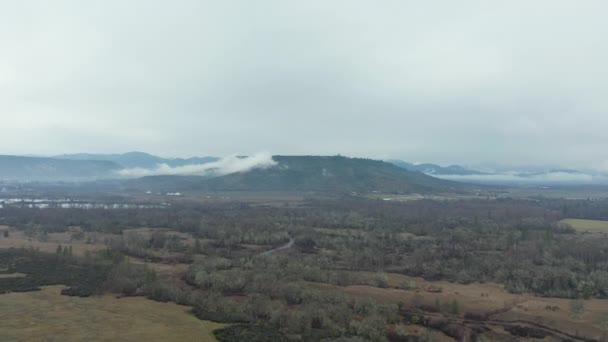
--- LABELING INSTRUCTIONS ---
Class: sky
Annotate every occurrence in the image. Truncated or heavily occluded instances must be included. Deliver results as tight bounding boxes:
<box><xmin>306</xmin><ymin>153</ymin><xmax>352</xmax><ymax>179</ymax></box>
<box><xmin>1</xmin><ymin>1</ymin><xmax>608</xmax><ymax>170</ymax></box>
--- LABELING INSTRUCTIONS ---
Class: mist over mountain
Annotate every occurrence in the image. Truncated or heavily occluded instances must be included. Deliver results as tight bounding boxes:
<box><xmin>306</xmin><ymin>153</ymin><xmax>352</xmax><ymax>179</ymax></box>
<box><xmin>0</xmin><ymin>155</ymin><xmax>121</xmax><ymax>181</ymax></box>
<box><xmin>127</xmin><ymin>156</ymin><xmax>468</xmax><ymax>194</ymax></box>
<box><xmin>387</xmin><ymin>160</ymin><xmax>490</xmax><ymax>176</ymax></box>
<box><xmin>54</xmin><ymin>152</ymin><xmax>218</xmax><ymax>169</ymax></box>
<box><xmin>2</xmin><ymin>151</ymin><xmax>607</xmax><ymax>187</ymax></box>
<box><xmin>115</xmin><ymin>153</ymin><xmax>276</xmax><ymax>178</ymax></box>
<box><xmin>439</xmin><ymin>170</ymin><xmax>608</xmax><ymax>186</ymax></box>
<box><xmin>388</xmin><ymin>159</ymin><xmax>608</xmax><ymax>186</ymax></box>
<box><xmin>0</xmin><ymin>152</ymin><xmax>219</xmax><ymax>182</ymax></box>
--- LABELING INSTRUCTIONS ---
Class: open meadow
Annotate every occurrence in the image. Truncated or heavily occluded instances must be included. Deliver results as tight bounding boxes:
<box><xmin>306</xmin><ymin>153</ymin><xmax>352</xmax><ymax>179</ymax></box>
<box><xmin>0</xmin><ymin>285</ymin><xmax>224</xmax><ymax>342</ymax></box>
<box><xmin>560</xmin><ymin>218</ymin><xmax>608</xmax><ymax>233</ymax></box>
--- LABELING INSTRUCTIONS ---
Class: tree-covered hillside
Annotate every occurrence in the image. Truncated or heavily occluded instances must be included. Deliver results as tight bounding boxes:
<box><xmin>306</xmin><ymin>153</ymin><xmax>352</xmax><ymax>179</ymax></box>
<box><xmin>128</xmin><ymin>156</ymin><xmax>469</xmax><ymax>194</ymax></box>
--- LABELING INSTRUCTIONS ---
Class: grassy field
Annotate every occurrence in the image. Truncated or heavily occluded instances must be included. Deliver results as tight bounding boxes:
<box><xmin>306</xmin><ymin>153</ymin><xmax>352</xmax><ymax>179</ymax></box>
<box><xmin>0</xmin><ymin>226</ymin><xmax>110</xmax><ymax>256</ymax></box>
<box><xmin>559</xmin><ymin>218</ymin><xmax>608</xmax><ymax>233</ymax></box>
<box><xmin>0</xmin><ymin>286</ymin><xmax>225</xmax><ymax>342</ymax></box>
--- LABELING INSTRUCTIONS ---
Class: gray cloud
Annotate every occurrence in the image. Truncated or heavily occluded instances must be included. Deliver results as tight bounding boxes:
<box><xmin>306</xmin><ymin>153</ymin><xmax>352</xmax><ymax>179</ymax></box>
<box><xmin>438</xmin><ymin>172</ymin><xmax>607</xmax><ymax>186</ymax></box>
<box><xmin>1</xmin><ymin>1</ymin><xmax>608</xmax><ymax>170</ymax></box>
<box><xmin>117</xmin><ymin>152</ymin><xmax>276</xmax><ymax>178</ymax></box>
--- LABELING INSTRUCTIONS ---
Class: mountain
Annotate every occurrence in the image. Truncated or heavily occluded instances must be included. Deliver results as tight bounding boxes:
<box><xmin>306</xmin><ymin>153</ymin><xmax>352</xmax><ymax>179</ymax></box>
<box><xmin>54</xmin><ymin>152</ymin><xmax>218</xmax><ymax>169</ymax></box>
<box><xmin>0</xmin><ymin>155</ymin><xmax>121</xmax><ymax>181</ymax></box>
<box><xmin>127</xmin><ymin>156</ymin><xmax>469</xmax><ymax>193</ymax></box>
<box><xmin>515</xmin><ymin>169</ymin><xmax>585</xmax><ymax>178</ymax></box>
<box><xmin>388</xmin><ymin>160</ymin><xmax>490</xmax><ymax>176</ymax></box>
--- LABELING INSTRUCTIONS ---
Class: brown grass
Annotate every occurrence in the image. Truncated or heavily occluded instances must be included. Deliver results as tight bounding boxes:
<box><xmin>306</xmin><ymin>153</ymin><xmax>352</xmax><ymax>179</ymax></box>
<box><xmin>313</xmin><ymin>271</ymin><xmax>608</xmax><ymax>341</ymax></box>
<box><xmin>0</xmin><ymin>285</ymin><xmax>225</xmax><ymax>342</ymax></box>
<box><xmin>0</xmin><ymin>229</ymin><xmax>109</xmax><ymax>256</ymax></box>
<box><xmin>559</xmin><ymin>218</ymin><xmax>608</xmax><ymax>234</ymax></box>
<box><xmin>0</xmin><ymin>273</ymin><xmax>27</xmax><ymax>279</ymax></box>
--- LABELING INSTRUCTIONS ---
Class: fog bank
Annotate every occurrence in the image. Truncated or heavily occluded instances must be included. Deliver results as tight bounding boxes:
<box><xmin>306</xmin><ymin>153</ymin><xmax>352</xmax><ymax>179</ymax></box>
<box><xmin>117</xmin><ymin>152</ymin><xmax>276</xmax><ymax>178</ymax></box>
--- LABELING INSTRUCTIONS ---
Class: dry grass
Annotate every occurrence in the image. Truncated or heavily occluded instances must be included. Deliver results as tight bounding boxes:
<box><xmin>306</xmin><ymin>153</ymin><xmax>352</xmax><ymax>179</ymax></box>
<box><xmin>124</xmin><ymin>227</ymin><xmax>195</xmax><ymax>244</ymax></box>
<box><xmin>0</xmin><ymin>227</ymin><xmax>111</xmax><ymax>256</ymax></box>
<box><xmin>129</xmin><ymin>257</ymin><xmax>190</xmax><ymax>278</ymax></box>
<box><xmin>389</xmin><ymin>324</ymin><xmax>455</xmax><ymax>342</ymax></box>
<box><xmin>0</xmin><ymin>273</ymin><xmax>26</xmax><ymax>279</ymax></box>
<box><xmin>0</xmin><ymin>226</ymin><xmax>196</xmax><ymax>280</ymax></box>
<box><xmin>314</xmin><ymin>271</ymin><xmax>608</xmax><ymax>341</ymax></box>
<box><xmin>313</xmin><ymin>228</ymin><xmax>368</xmax><ymax>238</ymax></box>
<box><xmin>0</xmin><ymin>286</ymin><xmax>225</xmax><ymax>342</ymax></box>
<box><xmin>559</xmin><ymin>218</ymin><xmax>608</xmax><ymax>233</ymax></box>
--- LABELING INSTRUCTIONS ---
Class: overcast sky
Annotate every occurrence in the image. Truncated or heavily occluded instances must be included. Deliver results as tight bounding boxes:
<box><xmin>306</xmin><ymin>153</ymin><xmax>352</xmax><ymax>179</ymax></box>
<box><xmin>1</xmin><ymin>1</ymin><xmax>607</xmax><ymax>169</ymax></box>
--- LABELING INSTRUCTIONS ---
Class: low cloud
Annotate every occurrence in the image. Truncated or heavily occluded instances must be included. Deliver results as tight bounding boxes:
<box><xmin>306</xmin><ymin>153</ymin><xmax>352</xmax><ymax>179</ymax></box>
<box><xmin>437</xmin><ymin>171</ymin><xmax>608</xmax><ymax>185</ymax></box>
<box><xmin>117</xmin><ymin>152</ymin><xmax>276</xmax><ymax>178</ymax></box>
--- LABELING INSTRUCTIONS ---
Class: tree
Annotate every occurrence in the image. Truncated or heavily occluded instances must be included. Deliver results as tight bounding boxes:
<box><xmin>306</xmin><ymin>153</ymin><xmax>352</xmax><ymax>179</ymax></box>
<box><xmin>193</xmin><ymin>238</ymin><xmax>202</xmax><ymax>254</ymax></box>
<box><xmin>349</xmin><ymin>314</ymin><xmax>386</xmax><ymax>342</ymax></box>
<box><xmin>39</xmin><ymin>231</ymin><xmax>49</xmax><ymax>242</ymax></box>
<box><xmin>105</xmin><ymin>262</ymin><xmax>156</xmax><ymax>296</ymax></box>
<box><xmin>570</xmin><ymin>299</ymin><xmax>585</xmax><ymax>320</ymax></box>
<box><xmin>450</xmin><ymin>299</ymin><xmax>460</xmax><ymax>315</ymax></box>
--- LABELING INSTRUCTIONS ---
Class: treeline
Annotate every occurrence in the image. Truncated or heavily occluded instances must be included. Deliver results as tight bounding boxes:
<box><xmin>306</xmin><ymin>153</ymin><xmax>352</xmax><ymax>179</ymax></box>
<box><xmin>4</xmin><ymin>197</ymin><xmax>608</xmax><ymax>300</ymax></box>
<box><xmin>293</xmin><ymin>200</ymin><xmax>608</xmax><ymax>299</ymax></box>
<box><xmin>0</xmin><ymin>248</ymin><xmax>157</xmax><ymax>298</ymax></box>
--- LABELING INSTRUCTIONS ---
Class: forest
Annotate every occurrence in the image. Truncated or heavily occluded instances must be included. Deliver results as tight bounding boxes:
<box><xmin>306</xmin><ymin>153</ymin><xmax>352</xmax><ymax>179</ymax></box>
<box><xmin>2</xmin><ymin>195</ymin><xmax>608</xmax><ymax>341</ymax></box>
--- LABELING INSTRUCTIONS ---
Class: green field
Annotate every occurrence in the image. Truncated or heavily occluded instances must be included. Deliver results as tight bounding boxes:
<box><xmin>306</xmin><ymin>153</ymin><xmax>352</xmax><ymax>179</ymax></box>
<box><xmin>0</xmin><ymin>286</ymin><xmax>225</xmax><ymax>342</ymax></box>
<box><xmin>559</xmin><ymin>218</ymin><xmax>608</xmax><ymax>233</ymax></box>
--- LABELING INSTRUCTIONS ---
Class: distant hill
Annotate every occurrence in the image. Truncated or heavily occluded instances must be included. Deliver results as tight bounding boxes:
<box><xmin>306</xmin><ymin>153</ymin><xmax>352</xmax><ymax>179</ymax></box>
<box><xmin>127</xmin><ymin>156</ymin><xmax>469</xmax><ymax>194</ymax></box>
<box><xmin>54</xmin><ymin>152</ymin><xmax>218</xmax><ymax>169</ymax></box>
<box><xmin>387</xmin><ymin>160</ymin><xmax>490</xmax><ymax>176</ymax></box>
<box><xmin>515</xmin><ymin>169</ymin><xmax>585</xmax><ymax>178</ymax></box>
<box><xmin>0</xmin><ymin>155</ymin><xmax>121</xmax><ymax>181</ymax></box>
<box><xmin>0</xmin><ymin>152</ymin><xmax>218</xmax><ymax>182</ymax></box>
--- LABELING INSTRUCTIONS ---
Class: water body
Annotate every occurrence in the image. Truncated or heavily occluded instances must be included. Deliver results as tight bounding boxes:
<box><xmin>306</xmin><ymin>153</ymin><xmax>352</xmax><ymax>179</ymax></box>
<box><xmin>0</xmin><ymin>198</ymin><xmax>167</xmax><ymax>210</ymax></box>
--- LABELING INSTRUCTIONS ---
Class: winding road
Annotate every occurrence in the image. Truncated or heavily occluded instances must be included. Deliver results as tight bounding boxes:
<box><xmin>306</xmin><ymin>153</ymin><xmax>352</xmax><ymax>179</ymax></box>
<box><xmin>261</xmin><ymin>236</ymin><xmax>295</xmax><ymax>255</ymax></box>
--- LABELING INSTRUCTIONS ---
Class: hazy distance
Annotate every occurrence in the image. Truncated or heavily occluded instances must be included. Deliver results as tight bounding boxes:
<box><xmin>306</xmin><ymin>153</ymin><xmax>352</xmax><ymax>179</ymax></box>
<box><xmin>1</xmin><ymin>1</ymin><xmax>607</xmax><ymax>171</ymax></box>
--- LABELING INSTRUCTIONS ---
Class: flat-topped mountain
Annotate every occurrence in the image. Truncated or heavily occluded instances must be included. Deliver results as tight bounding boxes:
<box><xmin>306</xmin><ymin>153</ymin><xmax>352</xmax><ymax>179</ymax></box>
<box><xmin>128</xmin><ymin>155</ymin><xmax>468</xmax><ymax>194</ymax></box>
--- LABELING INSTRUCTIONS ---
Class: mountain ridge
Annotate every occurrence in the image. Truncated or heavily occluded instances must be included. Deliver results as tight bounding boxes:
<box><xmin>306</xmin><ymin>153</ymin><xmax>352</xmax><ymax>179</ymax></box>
<box><xmin>387</xmin><ymin>159</ymin><xmax>490</xmax><ymax>176</ymax></box>
<box><xmin>54</xmin><ymin>151</ymin><xmax>219</xmax><ymax>169</ymax></box>
<box><xmin>0</xmin><ymin>155</ymin><xmax>121</xmax><ymax>181</ymax></box>
<box><xmin>126</xmin><ymin>155</ymin><xmax>469</xmax><ymax>194</ymax></box>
